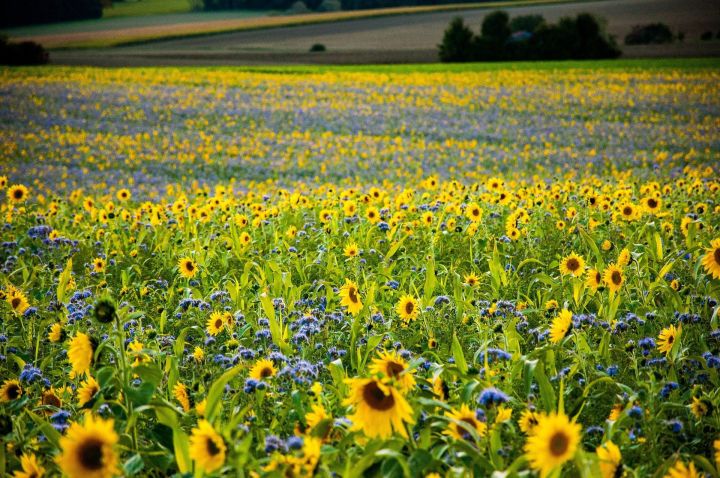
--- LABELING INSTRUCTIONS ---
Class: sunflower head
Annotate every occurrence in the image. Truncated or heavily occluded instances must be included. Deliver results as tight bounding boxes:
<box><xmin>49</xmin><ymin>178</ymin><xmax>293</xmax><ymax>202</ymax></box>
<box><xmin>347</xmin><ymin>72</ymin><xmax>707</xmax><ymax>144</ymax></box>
<box><xmin>93</xmin><ymin>297</ymin><xmax>116</xmax><ymax>324</ymax></box>
<box><xmin>524</xmin><ymin>412</ymin><xmax>581</xmax><ymax>477</ymax></box>
<box><xmin>56</xmin><ymin>415</ymin><xmax>119</xmax><ymax>478</ymax></box>
<box><xmin>559</xmin><ymin>253</ymin><xmax>585</xmax><ymax>277</ymax></box>
<box><xmin>702</xmin><ymin>238</ymin><xmax>720</xmax><ymax>280</ymax></box>
<box><xmin>0</xmin><ymin>379</ymin><xmax>22</xmax><ymax>402</ymax></box>
<box><xmin>396</xmin><ymin>295</ymin><xmax>419</xmax><ymax>323</ymax></box>
<box><xmin>369</xmin><ymin>351</ymin><xmax>416</xmax><ymax>392</ymax></box>
<box><xmin>249</xmin><ymin>358</ymin><xmax>277</xmax><ymax>381</ymax></box>
<box><xmin>444</xmin><ymin>403</ymin><xmax>487</xmax><ymax>441</ymax></box>
<box><xmin>189</xmin><ymin>420</ymin><xmax>226</xmax><ymax>473</ymax></box>
<box><xmin>344</xmin><ymin>376</ymin><xmax>414</xmax><ymax>439</ymax></box>
<box><xmin>178</xmin><ymin>257</ymin><xmax>198</xmax><ymax>279</ymax></box>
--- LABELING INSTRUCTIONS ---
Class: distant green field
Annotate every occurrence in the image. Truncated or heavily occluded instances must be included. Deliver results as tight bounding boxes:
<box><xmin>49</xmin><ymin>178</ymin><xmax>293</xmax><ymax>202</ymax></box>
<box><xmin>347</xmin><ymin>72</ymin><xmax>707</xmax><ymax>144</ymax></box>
<box><xmin>103</xmin><ymin>0</ymin><xmax>193</xmax><ymax>18</ymax></box>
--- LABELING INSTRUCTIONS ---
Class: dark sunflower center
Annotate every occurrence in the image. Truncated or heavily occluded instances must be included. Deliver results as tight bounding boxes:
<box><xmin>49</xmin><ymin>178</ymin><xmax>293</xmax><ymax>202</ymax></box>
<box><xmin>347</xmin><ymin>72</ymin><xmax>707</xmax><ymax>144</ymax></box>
<box><xmin>405</xmin><ymin>301</ymin><xmax>414</xmax><ymax>315</ymax></box>
<box><xmin>11</xmin><ymin>297</ymin><xmax>21</xmax><ymax>308</ymax></box>
<box><xmin>668</xmin><ymin>335</ymin><xmax>674</xmax><ymax>344</ymax></box>
<box><xmin>206</xmin><ymin>437</ymin><xmax>221</xmax><ymax>456</ymax></box>
<box><xmin>611</xmin><ymin>271</ymin><xmax>622</xmax><ymax>285</ymax></box>
<box><xmin>186</xmin><ymin>262</ymin><xmax>194</xmax><ymax>271</ymax></box>
<box><xmin>7</xmin><ymin>384</ymin><xmax>21</xmax><ymax>399</ymax></box>
<box><xmin>362</xmin><ymin>381</ymin><xmax>395</xmax><ymax>411</ymax></box>
<box><xmin>595</xmin><ymin>272</ymin><xmax>601</xmax><ymax>283</ymax></box>
<box><xmin>648</xmin><ymin>198</ymin><xmax>657</xmax><ymax>208</ymax></box>
<box><xmin>348</xmin><ymin>287</ymin><xmax>358</xmax><ymax>303</ymax></box>
<box><xmin>566</xmin><ymin>258</ymin><xmax>579</xmax><ymax>271</ymax></box>
<box><xmin>77</xmin><ymin>438</ymin><xmax>104</xmax><ymax>470</ymax></box>
<box><xmin>472</xmin><ymin>208</ymin><xmax>480</xmax><ymax>216</ymax></box>
<box><xmin>549</xmin><ymin>431</ymin><xmax>569</xmax><ymax>456</ymax></box>
<box><xmin>215</xmin><ymin>319</ymin><xmax>223</xmax><ymax>329</ymax></box>
<box><xmin>714</xmin><ymin>248</ymin><xmax>720</xmax><ymax>265</ymax></box>
<box><xmin>43</xmin><ymin>393</ymin><xmax>61</xmax><ymax>407</ymax></box>
<box><xmin>13</xmin><ymin>189</ymin><xmax>23</xmax><ymax>199</ymax></box>
<box><xmin>260</xmin><ymin>367</ymin><xmax>273</xmax><ymax>378</ymax></box>
<box><xmin>369</xmin><ymin>212</ymin><xmax>376</xmax><ymax>218</ymax></box>
<box><xmin>623</xmin><ymin>207</ymin><xmax>632</xmax><ymax>216</ymax></box>
<box><xmin>385</xmin><ymin>361</ymin><xmax>404</xmax><ymax>378</ymax></box>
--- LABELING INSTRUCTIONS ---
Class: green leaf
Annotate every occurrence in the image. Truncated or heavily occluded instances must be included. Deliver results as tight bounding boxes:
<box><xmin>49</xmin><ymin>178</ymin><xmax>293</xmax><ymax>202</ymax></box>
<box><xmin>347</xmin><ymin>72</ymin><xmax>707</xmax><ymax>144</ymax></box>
<box><xmin>534</xmin><ymin>359</ymin><xmax>556</xmax><ymax>413</ymax></box>
<box><xmin>123</xmin><ymin>454</ymin><xmax>145</xmax><ymax>476</ymax></box>
<box><xmin>26</xmin><ymin>410</ymin><xmax>61</xmax><ymax>448</ymax></box>
<box><xmin>205</xmin><ymin>365</ymin><xmax>243</xmax><ymax>423</ymax></box>
<box><xmin>155</xmin><ymin>406</ymin><xmax>191</xmax><ymax>474</ymax></box>
<box><xmin>451</xmin><ymin>333</ymin><xmax>468</xmax><ymax>375</ymax></box>
<box><xmin>56</xmin><ymin>257</ymin><xmax>73</xmax><ymax>305</ymax></box>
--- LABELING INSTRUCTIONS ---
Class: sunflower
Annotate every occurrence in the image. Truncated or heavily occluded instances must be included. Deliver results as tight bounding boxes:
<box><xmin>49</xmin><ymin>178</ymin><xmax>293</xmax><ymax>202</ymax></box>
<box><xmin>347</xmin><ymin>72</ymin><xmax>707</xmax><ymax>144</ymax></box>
<box><xmin>344</xmin><ymin>376</ymin><xmax>414</xmax><ymax>439</ymax></box>
<box><xmin>305</xmin><ymin>402</ymin><xmax>331</xmax><ymax>430</ymax></box>
<box><xmin>715</xmin><ymin>439</ymin><xmax>720</xmax><ymax>467</ymax></box>
<box><xmin>701</xmin><ymin>238</ymin><xmax>720</xmax><ymax>279</ymax></box>
<box><xmin>365</xmin><ymin>207</ymin><xmax>380</xmax><ymax>224</ymax></box>
<box><xmin>7</xmin><ymin>289</ymin><xmax>30</xmax><ymax>315</ymax></box>
<box><xmin>192</xmin><ymin>346</ymin><xmax>205</xmax><ymax>362</ymax></box>
<box><xmin>603</xmin><ymin>264</ymin><xmax>624</xmax><ymax>293</ymax></box>
<box><xmin>116</xmin><ymin>189</ymin><xmax>131</xmax><ymax>201</ymax></box>
<box><xmin>690</xmin><ymin>396</ymin><xmax>711</xmax><ymax>419</ymax></box>
<box><xmin>91</xmin><ymin>258</ymin><xmax>106</xmax><ymax>273</ymax></box>
<box><xmin>249</xmin><ymin>358</ymin><xmax>277</xmax><ymax>380</ymax></box>
<box><xmin>657</xmin><ymin>324</ymin><xmax>681</xmax><ymax>356</ymax></box>
<box><xmin>0</xmin><ymin>379</ymin><xmax>22</xmax><ymax>402</ymax></box>
<box><xmin>7</xmin><ymin>184</ymin><xmax>29</xmax><ymax>204</ymax></box>
<box><xmin>663</xmin><ymin>461</ymin><xmax>700</xmax><ymax>478</ymax></box>
<box><xmin>396</xmin><ymin>295</ymin><xmax>419</xmax><ymax>323</ymax></box>
<box><xmin>586</xmin><ymin>269</ymin><xmax>603</xmax><ymax>291</ymax></box>
<box><xmin>432</xmin><ymin>376</ymin><xmax>447</xmax><ymax>400</ymax></box>
<box><xmin>444</xmin><ymin>404</ymin><xmax>487</xmax><ymax>441</ymax></box>
<box><xmin>617</xmin><ymin>202</ymin><xmax>639</xmax><ymax>221</ymax></box>
<box><xmin>339</xmin><ymin>279</ymin><xmax>363</xmax><ymax>316</ymax></box>
<box><xmin>189</xmin><ymin>420</ymin><xmax>226</xmax><ymax>473</ymax></box>
<box><xmin>559</xmin><ymin>253</ymin><xmax>585</xmax><ymax>277</ymax></box>
<box><xmin>178</xmin><ymin>257</ymin><xmax>198</xmax><ymax>278</ymax></box>
<box><xmin>68</xmin><ymin>333</ymin><xmax>94</xmax><ymax>376</ymax></box>
<box><xmin>519</xmin><ymin>409</ymin><xmax>541</xmax><ymax>434</ymax></box>
<box><xmin>206</xmin><ymin>311</ymin><xmax>225</xmax><ymax>336</ymax></box>
<box><xmin>56</xmin><ymin>415</ymin><xmax>119</xmax><ymax>478</ymax></box>
<box><xmin>41</xmin><ymin>387</ymin><xmax>63</xmax><ymax>410</ymax></box>
<box><xmin>344</xmin><ymin>242</ymin><xmax>359</xmax><ymax>258</ymax></box>
<box><xmin>617</xmin><ymin>248</ymin><xmax>631</xmax><ymax>267</ymax></box>
<box><xmin>369</xmin><ymin>351</ymin><xmax>416</xmax><ymax>392</ymax></box>
<box><xmin>13</xmin><ymin>453</ymin><xmax>45</xmax><ymax>478</ymax></box>
<box><xmin>642</xmin><ymin>196</ymin><xmax>662</xmax><ymax>214</ymax></box>
<box><xmin>597</xmin><ymin>441</ymin><xmax>622</xmax><ymax>478</ymax></box>
<box><xmin>464</xmin><ymin>273</ymin><xmax>480</xmax><ymax>287</ymax></box>
<box><xmin>77</xmin><ymin>376</ymin><xmax>100</xmax><ymax>407</ymax></box>
<box><xmin>524</xmin><ymin>412</ymin><xmax>581</xmax><ymax>477</ymax></box>
<box><xmin>173</xmin><ymin>382</ymin><xmax>191</xmax><ymax>412</ymax></box>
<box><xmin>465</xmin><ymin>203</ymin><xmax>482</xmax><ymax>222</ymax></box>
<box><xmin>549</xmin><ymin>309</ymin><xmax>573</xmax><ymax>344</ymax></box>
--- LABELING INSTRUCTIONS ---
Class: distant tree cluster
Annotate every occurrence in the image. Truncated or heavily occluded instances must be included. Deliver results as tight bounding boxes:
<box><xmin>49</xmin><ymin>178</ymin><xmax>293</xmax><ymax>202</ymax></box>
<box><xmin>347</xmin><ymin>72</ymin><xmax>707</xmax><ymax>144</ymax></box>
<box><xmin>624</xmin><ymin>23</ymin><xmax>675</xmax><ymax>45</ymax></box>
<box><xmin>200</xmin><ymin>0</ymin><xmax>489</xmax><ymax>12</ymax></box>
<box><xmin>0</xmin><ymin>0</ymin><xmax>102</xmax><ymax>28</ymax></box>
<box><xmin>439</xmin><ymin>11</ymin><xmax>621</xmax><ymax>62</ymax></box>
<box><xmin>0</xmin><ymin>35</ymin><xmax>49</xmax><ymax>64</ymax></box>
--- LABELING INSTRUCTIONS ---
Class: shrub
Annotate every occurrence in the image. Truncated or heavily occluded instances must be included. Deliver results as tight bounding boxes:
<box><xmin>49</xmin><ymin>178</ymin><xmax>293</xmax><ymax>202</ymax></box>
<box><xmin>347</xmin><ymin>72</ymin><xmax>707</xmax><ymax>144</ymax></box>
<box><xmin>0</xmin><ymin>0</ymin><xmax>102</xmax><ymax>28</ymax></box>
<box><xmin>287</xmin><ymin>1</ymin><xmax>310</xmax><ymax>13</ymax></box>
<box><xmin>438</xmin><ymin>17</ymin><xmax>475</xmax><ymax>62</ymax></box>
<box><xmin>0</xmin><ymin>37</ymin><xmax>49</xmax><ymax>65</ymax></box>
<box><xmin>309</xmin><ymin>43</ymin><xmax>327</xmax><ymax>52</ymax></box>
<box><xmin>481</xmin><ymin>10</ymin><xmax>511</xmax><ymax>42</ymax></box>
<box><xmin>624</xmin><ymin>23</ymin><xmax>674</xmax><ymax>45</ymax></box>
<box><xmin>701</xmin><ymin>31</ymin><xmax>713</xmax><ymax>41</ymax></box>
<box><xmin>509</xmin><ymin>14</ymin><xmax>545</xmax><ymax>33</ymax></box>
<box><xmin>317</xmin><ymin>0</ymin><xmax>341</xmax><ymax>11</ymax></box>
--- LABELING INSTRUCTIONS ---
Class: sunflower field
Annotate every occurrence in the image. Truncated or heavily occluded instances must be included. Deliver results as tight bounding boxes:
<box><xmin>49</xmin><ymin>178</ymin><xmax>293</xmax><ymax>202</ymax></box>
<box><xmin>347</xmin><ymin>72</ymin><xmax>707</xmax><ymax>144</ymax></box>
<box><xmin>0</xmin><ymin>61</ymin><xmax>719</xmax><ymax>478</ymax></box>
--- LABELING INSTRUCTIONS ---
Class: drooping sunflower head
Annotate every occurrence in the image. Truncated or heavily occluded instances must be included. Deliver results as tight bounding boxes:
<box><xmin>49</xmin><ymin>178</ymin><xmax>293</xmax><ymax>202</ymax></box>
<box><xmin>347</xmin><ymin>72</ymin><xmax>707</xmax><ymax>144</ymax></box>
<box><xmin>93</xmin><ymin>297</ymin><xmax>116</xmax><ymax>324</ymax></box>
<box><xmin>0</xmin><ymin>379</ymin><xmax>22</xmax><ymax>402</ymax></box>
<box><xmin>596</xmin><ymin>441</ymin><xmax>622</xmax><ymax>478</ymax></box>
<box><xmin>173</xmin><ymin>382</ymin><xmax>192</xmax><ymax>413</ymax></box>
<box><xmin>549</xmin><ymin>309</ymin><xmax>573</xmax><ymax>344</ymax></box>
<box><xmin>77</xmin><ymin>376</ymin><xmax>100</xmax><ymax>408</ymax></box>
<box><xmin>16</xmin><ymin>453</ymin><xmax>45</xmax><ymax>478</ymax></box>
<box><xmin>68</xmin><ymin>332</ymin><xmax>95</xmax><ymax>376</ymax></box>
<box><xmin>369</xmin><ymin>351</ymin><xmax>416</xmax><ymax>392</ymax></box>
<box><xmin>56</xmin><ymin>415</ymin><xmax>119</xmax><ymax>478</ymax></box>
<box><xmin>444</xmin><ymin>403</ymin><xmax>487</xmax><ymax>441</ymax></box>
<box><xmin>524</xmin><ymin>412</ymin><xmax>581</xmax><ymax>478</ymax></box>
<box><xmin>249</xmin><ymin>358</ymin><xmax>277</xmax><ymax>381</ymax></box>
<box><xmin>189</xmin><ymin>420</ymin><xmax>227</xmax><ymax>473</ymax></box>
<box><xmin>586</xmin><ymin>269</ymin><xmax>603</xmax><ymax>290</ymax></box>
<box><xmin>344</xmin><ymin>376</ymin><xmax>414</xmax><ymax>439</ymax></box>
<box><xmin>178</xmin><ymin>257</ymin><xmax>198</xmax><ymax>279</ymax></box>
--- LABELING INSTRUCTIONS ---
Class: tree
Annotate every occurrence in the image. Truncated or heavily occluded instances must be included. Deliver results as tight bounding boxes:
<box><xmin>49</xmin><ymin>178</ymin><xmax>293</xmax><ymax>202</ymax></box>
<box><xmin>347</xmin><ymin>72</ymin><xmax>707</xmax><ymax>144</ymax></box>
<box><xmin>481</xmin><ymin>10</ymin><xmax>511</xmax><ymax>42</ymax></box>
<box><xmin>438</xmin><ymin>17</ymin><xmax>476</xmax><ymax>62</ymax></box>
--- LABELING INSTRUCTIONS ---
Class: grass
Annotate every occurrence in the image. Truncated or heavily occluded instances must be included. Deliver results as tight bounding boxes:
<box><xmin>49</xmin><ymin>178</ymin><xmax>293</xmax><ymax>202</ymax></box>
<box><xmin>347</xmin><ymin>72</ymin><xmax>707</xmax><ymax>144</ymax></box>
<box><xmin>11</xmin><ymin>0</ymin><xmax>596</xmax><ymax>49</ymax></box>
<box><xmin>102</xmin><ymin>0</ymin><xmax>193</xmax><ymax>18</ymax></box>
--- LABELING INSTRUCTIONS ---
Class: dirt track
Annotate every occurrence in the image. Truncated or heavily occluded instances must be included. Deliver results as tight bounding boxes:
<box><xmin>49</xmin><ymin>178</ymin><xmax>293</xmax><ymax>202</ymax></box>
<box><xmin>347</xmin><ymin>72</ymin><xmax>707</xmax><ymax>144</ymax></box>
<box><xmin>50</xmin><ymin>0</ymin><xmax>720</xmax><ymax>66</ymax></box>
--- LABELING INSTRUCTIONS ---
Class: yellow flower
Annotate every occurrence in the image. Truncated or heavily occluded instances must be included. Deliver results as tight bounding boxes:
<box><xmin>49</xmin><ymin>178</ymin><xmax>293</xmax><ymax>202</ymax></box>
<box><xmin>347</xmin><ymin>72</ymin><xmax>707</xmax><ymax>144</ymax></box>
<box><xmin>177</xmin><ymin>257</ymin><xmax>198</xmax><ymax>278</ymax></box>
<box><xmin>189</xmin><ymin>420</ymin><xmax>226</xmax><ymax>473</ymax></box>
<box><xmin>7</xmin><ymin>184</ymin><xmax>29</xmax><ymax>203</ymax></box>
<box><xmin>92</xmin><ymin>258</ymin><xmax>106</xmax><ymax>273</ymax></box>
<box><xmin>596</xmin><ymin>441</ymin><xmax>622</xmax><ymax>478</ymax></box>
<box><xmin>465</xmin><ymin>203</ymin><xmax>482</xmax><ymax>222</ymax></box>
<box><xmin>586</xmin><ymin>269</ymin><xmax>603</xmax><ymax>291</ymax></box>
<box><xmin>663</xmin><ymin>460</ymin><xmax>700</xmax><ymax>478</ymax></box>
<box><xmin>339</xmin><ymin>279</ymin><xmax>363</xmax><ymax>316</ymax></box>
<box><xmin>305</xmin><ymin>402</ymin><xmax>330</xmax><ymax>429</ymax></box>
<box><xmin>206</xmin><ymin>311</ymin><xmax>225</xmax><ymax>336</ymax></box>
<box><xmin>49</xmin><ymin>323</ymin><xmax>65</xmax><ymax>342</ymax></box>
<box><xmin>444</xmin><ymin>403</ymin><xmax>487</xmax><ymax>441</ymax></box>
<box><xmin>495</xmin><ymin>405</ymin><xmax>512</xmax><ymax>423</ymax></box>
<box><xmin>549</xmin><ymin>309</ymin><xmax>573</xmax><ymax>344</ymax></box>
<box><xmin>7</xmin><ymin>289</ymin><xmax>30</xmax><ymax>315</ymax></box>
<box><xmin>657</xmin><ymin>324</ymin><xmax>680</xmax><ymax>356</ymax></box>
<box><xmin>56</xmin><ymin>415</ymin><xmax>119</xmax><ymax>478</ymax></box>
<box><xmin>701</xmin><ymin>238</ymin><xmax>720</xmax><ymax>279</ymax></box>
<box><xmin>369</xmin><ymin>350</ymin><xmax>416</xmax><ymax>392</ymax></box>
<box><xmin>192</xmin><ymin>346</ymin><xmax>205</xmax><ymax>362</ymax></box>
<box><xmin>519</xmin><ymin>409</ymin><xmax>541</xmax><ymax>434</ymax></box>
<box><xmin>524</xmin><ymin>412</ymin><xmax>581</xmax><ymax>477</ymax></box>
<box><xmin>249</xmin><ymin>358</ymin><xmax>277</xmax><ymax>381</ymax></box>
<box><xmin>603</xmin><ymin>264</ymin><xmax>624</xmax><ymax>293</ymax></box>
<box><xmin>77</xmin><ymin>375</ymin><xmax>100</xmax><ymax>407</ymax></box>
<box><xmin>173</xmin><ymin>382</ymin><xmax>191</xmax><ymax>412</ymax></box>
<box><xmin>396</xmin><ymin>295</ymin><xmax>419</xmax><ymax>323</ymax></box>
<box><xmin>344</xmin><ymin>376</ymin><xmax>414</xmax><ymax>439</ymax></box>
<box><xmin>464</xmin><ymin>273</ymin><xmax>480</xmax><ymax>287</ymax></box>
<box><xmin>0</xmin><ymin>379</ymin><xmax>22</xmax><ymax>402</ymax></box>
<box><xmin>13</xmin><ymin>453</ymin><xmax>45</xmax><ymax>478</ymax></box>
<box><xmin>116</xmin><ymin>188</ymin><xmax>131</xmax><ymax>201</ymax></box>
<box><xmin>559</xmin><ymin>253</ymin><xmax>585</xmax><ymax>277</ymax></box>
<box><xmin>344</xmin><ymin>242</ymin><xmax>359</xmax><ymax>258</ymax></box>
<box><xmin>68</xmin><ymin>332</ymin><xmax>94</xmax><ymax>376</ymax></box>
